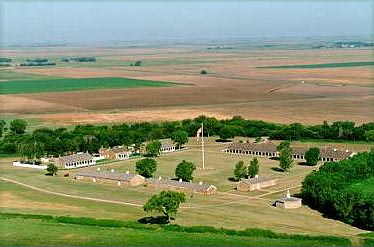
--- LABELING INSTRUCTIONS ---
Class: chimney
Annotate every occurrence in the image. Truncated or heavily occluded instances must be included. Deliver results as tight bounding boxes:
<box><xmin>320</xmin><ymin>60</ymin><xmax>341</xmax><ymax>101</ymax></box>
<box><xmin>199</xmin><ymin>181</ymin><xmax>203</xmax><ymax>185</ymax></box>
<box><xmin>158</xmin><ymin>176</ymin><xmax>162</xmax><ymax>180</ymax></box>
<box><xmin>97</xmin><ymin>167</ymin><xmax>101</xmax><ymax>171</ymax></box>
<box><xmin>333</xmin><ymin>148</ymin><xmax>337</xmax><ymax>152</ymax></box>
<box><xmin>111</xmin><ymin>169</ymin><xmax>114</xmax><ymax>173</ymax></box>
<box><xmin>255</xmin><ymin>174</ymin><xmax>259</xmax><ymax>179</ymax></box>
<box><xmin>179</xmin><ymin>178</ymin><xmax>182</xmax><ymax>182</ymax></box>
<box><xmin>345</xmin><ymin>149</ymin><xmax>349</xmax><ymax>153</ymax></box>
<box><xmin>286</xmin><ymin>189</ymin><xmax>290</xmax><ymax>199</ymax></box>
<box><xmin>126</xmin><ymin>171</ymin><xmax>130</xmax><ymax>174</ymax></box>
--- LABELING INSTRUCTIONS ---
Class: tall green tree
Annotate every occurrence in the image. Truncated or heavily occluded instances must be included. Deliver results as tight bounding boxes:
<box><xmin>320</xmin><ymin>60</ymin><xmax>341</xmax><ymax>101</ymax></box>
<box><xmin>175</xmin><ymin>160</ymin><xmax>196</xmax><ymax>182</ymax></box>
<box><xmin>46</xmin><ymin>163</ymin><xmax>58</xmax><ymax>176</ymax></box>
<box><xmin>364</xmin><ymin>130</ymin><xmax>374</xmax><ymax>142</ymax></box>
<box><xmin>10</xmin><ymin>119</ymin><xmax>27</xmax><ymax>135</ymax></box>
<box><xmin>146</xmin><ymin>140</ymin><xmax>162</xmax><ymax>157</ymax></box>
<box><xmin>143</xmin><ymin>191</ymin><xmax>186</xmax><ymax>223</ymax></box>
<box><xmin>234</xmin><ymin>161</ymin><xmax>247</xmax><ymax>181</ymax></box>
<box><xmin>18</xmin><ymin>140</ymin><xmax>44</xmax><ymax>164</ymax></box>
<box><xmin>276</xmin><ymin>141</ymin><xmax>291</xmax><ymax>152</ymax></box>
<box><xmin>248</xmin><ymin>157</ymin><xmax>260</xmax><ymax>178</ymax></box>
<box><xmin>279</xmin><ymin>146</ymin><xmax>293</xmax><ymax>172</ymax></box>
<box><xmin>135</xmin><ymin>158</ymin><xmax>157</xmax><ymax>178</ymax></box>
<box><xmin>171</xmin><ymin>130</ymin><xmax>188</xmax><ymax>149</ymax></box>
<box><xmin>0</xmin><ymin>120</ymin><xmax>6</xmax><ymax>137</ymax></box>
<box><xmin>305</xmin><ymin>147</ymin><xmax>320</xmax><ymax>166</ymax></box>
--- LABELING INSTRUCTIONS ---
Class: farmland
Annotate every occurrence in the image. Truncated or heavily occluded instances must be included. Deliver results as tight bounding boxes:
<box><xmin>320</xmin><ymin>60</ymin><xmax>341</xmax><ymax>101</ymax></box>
<box><xmin>0</xmin><ymin>41</ymin><xmax>373</xmax><ymax>125</ymax></box>
<box><xmin>258</xmin><ymin>61</ymin><xmax>374</xmax><ymax>69</ymax></box>
<box><xmin>0</xmin><ymin>77</ymin><xmax>176</xmax><ymax>94</ymax></box>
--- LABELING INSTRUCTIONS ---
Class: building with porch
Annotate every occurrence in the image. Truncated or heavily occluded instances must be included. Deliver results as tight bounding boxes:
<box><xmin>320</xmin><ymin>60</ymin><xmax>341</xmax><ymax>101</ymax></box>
<box><xmin>56</xmin><ymin>153</ymin><xmax>95</xmax><ymax>169</ymax></box>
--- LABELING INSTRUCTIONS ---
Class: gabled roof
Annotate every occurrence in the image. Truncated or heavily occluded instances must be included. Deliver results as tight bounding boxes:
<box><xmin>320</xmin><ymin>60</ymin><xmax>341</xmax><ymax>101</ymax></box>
<box><xmin>225</xmin><ymin>142</ymin><xmax>277</xmax><ymax>153</ymax></box>
<box><xmin>60</xmin><ymin>153</ymin><xmax>93</xmax><ymax>163</ymax></box>
<box><xmin>239</xmin><ymin>176</ymin><xmax>275</xmax><ymax>185</ymax></box>
<box><xmin>76</xmin><ymin>171</ymin><xmax>144</xmax><ymax>181</ymax></box>
<box><xmin>319</xmin><ymin>147</ymin><xmax>353</xmax><ymax>160</ymax></box>
<box><xmin>160</xmin><ymin>139</ymin><xmax>176</xmax><ymax>149</ymax></box>
<box><xmin>147</xmin><ymin>178</ymin><xmax>216</xmax><ymax>192</ymax></box>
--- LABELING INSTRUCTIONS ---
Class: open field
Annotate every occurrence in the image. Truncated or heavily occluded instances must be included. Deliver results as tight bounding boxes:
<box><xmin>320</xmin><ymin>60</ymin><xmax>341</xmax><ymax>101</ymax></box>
<box><xmin>1</xmin><ymin>43</ymin><xmax>373</xmax><ymax>125</ymax></box>
<box><xmin>0</xmin><ymin>213</ymin><xmax>352</xmax><ymax>246</ymax></box>
<box><xmin>0</xmin><ymin>77</ymin><xmax>176</xmax><ymax>94</ymax></box>
<box><xmin>0</xmin><ymin>138</ymin><xmax>370</xmax><ymax>241</ymax></box>
<box><xmin>258</xmin><ymin>61</ymin><xmax>374</xmax><ymax>69</ymax></box>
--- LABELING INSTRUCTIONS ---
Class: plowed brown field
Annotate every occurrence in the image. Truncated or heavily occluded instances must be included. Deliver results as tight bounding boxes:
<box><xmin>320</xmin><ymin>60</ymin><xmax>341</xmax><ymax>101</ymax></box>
<box><xmin>1</xmin><ymin>45</ymin><xmax>372</xmax><ymax>125</ymax></box>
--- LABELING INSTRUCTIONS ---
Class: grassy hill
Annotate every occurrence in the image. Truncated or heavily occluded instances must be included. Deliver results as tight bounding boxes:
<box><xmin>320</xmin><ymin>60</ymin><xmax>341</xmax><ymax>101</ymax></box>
<box><xmin>0</xmin><ymin>212</ymin><xmax>351</xmax><ymax>246</ymax></box>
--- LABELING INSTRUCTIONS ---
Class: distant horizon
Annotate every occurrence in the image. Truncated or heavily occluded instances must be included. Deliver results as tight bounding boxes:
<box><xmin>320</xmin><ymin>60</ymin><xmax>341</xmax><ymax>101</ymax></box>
<box><xmin>1</xmin><ymin>1</ymin><xmax>373</xmax><ymax>46</ymax></box>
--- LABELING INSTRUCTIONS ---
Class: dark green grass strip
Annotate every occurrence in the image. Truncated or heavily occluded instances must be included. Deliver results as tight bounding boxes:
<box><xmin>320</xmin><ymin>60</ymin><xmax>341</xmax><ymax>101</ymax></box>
<box><xmin>0</xmin><ymin>212</ymin><xmax>351</xmax><ymax>246</ymax></box>
<box><xmin>257</xmin><ymin>61</ymin><xmax>374</xmax><ymax>69</ymax></box>
<box><xmin>0</xmin><ymin>77</ymin><xmax>177</xmax><ymax>94</ymax></box>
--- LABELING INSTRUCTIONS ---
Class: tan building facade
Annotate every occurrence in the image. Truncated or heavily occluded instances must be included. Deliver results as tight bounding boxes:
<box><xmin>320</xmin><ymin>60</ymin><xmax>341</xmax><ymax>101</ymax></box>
<box><xmin>237</xmin><ymin>176</ymin><xmax>276</xmax><ymax>192</ymax></box>
<box><xmin>56</xmin><ymin>153</ymin><xmax>95</xmax><ymax>169</ymax></box>
<box><xmin>75</xmin><ymin>170</ymin><xmax>145</xmax><ymax>187</ymax></box>
<box><xmin>146</xmin><ymin>178</ymin><xmax>217</xmax><ymax>195</ymax></box>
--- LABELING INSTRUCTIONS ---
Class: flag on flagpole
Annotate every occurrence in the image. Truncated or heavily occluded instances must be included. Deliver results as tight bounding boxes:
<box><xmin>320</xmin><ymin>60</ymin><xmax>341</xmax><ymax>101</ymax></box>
<box><xmin>196</xmin><ymin>127</ymin><xmax>202</xmax><ymax>138</ymax></box>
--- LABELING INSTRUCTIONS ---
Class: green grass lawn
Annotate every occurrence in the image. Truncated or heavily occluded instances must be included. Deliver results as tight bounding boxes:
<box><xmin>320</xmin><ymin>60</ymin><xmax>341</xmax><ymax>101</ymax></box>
<box><xmin>0</xmin><ymin>77</ymin><xmax>176</xmax><ymax>94</ymax></box>
<box><xmin>257</xmin><ymin>61</ymin><xmax>374</xmax><ymax>69</ymax></box>
<box><xmin>0</xmin><ymin>213</ymin><xmax>351</xmax><ymax>246</ymax></box>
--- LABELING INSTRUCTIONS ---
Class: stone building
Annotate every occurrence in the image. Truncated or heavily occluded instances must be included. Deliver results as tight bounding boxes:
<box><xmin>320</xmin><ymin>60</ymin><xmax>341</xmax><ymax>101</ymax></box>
<box><xmin>223</xmin><ymin>142</ymin><xmax>278</xmax><ymax>158</ymax></box>
<box><xmin>275</xmin><ymin>189</ymin><xmax>302</xmax><ymax>209</ymax></box>
<box><xmin>236</xmin><ymin>175</ymin><xmax>276</xmax><ymax>192</ymax></box>
<box><xmin>99</xmin><ymin>146</ymin><xmax>133</xmax><ymax>160</ymax></box>
<box><xmin>146</xmin><ymin>177</ymin><xmax>217</xmax><ymax>195</ymax></box>
<box><xmin>56</xmin><ymin>153</ymin><xmax>95</xmax><ymax>169</ymax></box>
<box><xmin>75</xmin><ymin>170</ymin><xmax>145</xmax><ymax>187</ymax></box>
<box><xmin>160</xmin><ymin>139</ymin><xmax>177</xmax><ymax>153</ymax></box>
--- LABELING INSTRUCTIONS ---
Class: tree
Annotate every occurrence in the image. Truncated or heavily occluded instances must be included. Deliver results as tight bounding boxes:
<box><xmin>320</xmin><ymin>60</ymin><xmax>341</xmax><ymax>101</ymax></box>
<box><xmin>134</xmin><ymin>60</ymin><xmax>142</xmax><ymax>66</ymax></box>
<box><xmin>279</xmin><ymin>146</ymin><xmax>293</xmax><ymax>172</ymax></box>
<box><xmin>276</xmin><ymin>141</ymin><xmax>291</xmax><ymax>152</ymax></box>
<box><xmin>143</xmin><ymin>191</ymin><xmax>186</xmax><ymax>223</ymax></box>
<box><xmin>146</xmin><ymin>140</ymin><xmax>161</xmax><ymax>157</ymax></box>
<box><xmin>234</xmin><ymin>161</ymin><xmax>247</xmax><ymax>181</ymax></box>
<box><xmin>135</xmin><ymin>158</ymin><xmax>157</xmax><ymax>178</ymax></box>
<box><xmin>305</xmin><ymin>147</ymin><xmax>320</xmax><ymax>166</ymax></box>
<box><xmin>9</xmin><ymin>119</ymin><xmax>27</xmax><ymax>135</ymax></box>
<box><xmin>219</xmin><ymin>126</ymin><xmax>237</xmax><ymax>140</ymax></box>
<box><xmin>171</xmin><ymin>130</ymin><xmax>188</xmax><ymax>149</ymax></box>
<box><xmin>18</xmin><ymin>140</ymin><xmax>44</xmax><ymax>164</ymax></box>
<box><xmin>248</xmin><ymin>157</ymin><xmax>259</xmax><ymax>178</ymax></box>
<box><xmin>365</xmin><ymin>130</ymin><xmax>374</xmax><ymax>142</ymax></box>
<box><xmin>200</xmin><ymin>69</ymin><xmax>207</xmax><ymax>75</ymax></box>
<box><xmin>175</xmin><ymin>160</ymin><xmax>196</xmax><ymax>182</ymax></box>
<box><xmin>0</xmin><ymin>120</ymin><xmax>6</xmax><ymax>137</ymax></box>
<box><xmin>46</xmin><ymin>163</ymin><xmax>58</xmax><ymax>176</ymax></box>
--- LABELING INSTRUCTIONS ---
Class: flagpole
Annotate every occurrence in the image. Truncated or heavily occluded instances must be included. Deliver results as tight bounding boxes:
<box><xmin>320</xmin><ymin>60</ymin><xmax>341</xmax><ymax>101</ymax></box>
<box><xmin>201</xmin><ymin>122</ymin><xmax>205</xmax><ymax>170</ymax></box>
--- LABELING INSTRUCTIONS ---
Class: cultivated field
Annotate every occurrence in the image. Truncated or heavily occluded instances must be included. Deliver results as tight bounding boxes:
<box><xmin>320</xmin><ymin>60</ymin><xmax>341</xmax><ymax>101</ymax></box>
<box><xmin>0</xmin><ymin>137</ymin><xmax>370</xmax><ymax>242</ymax></box>
<box><xmin>1</xmin><ymin>42</ymin><xmax>373</xmax><ymax>126</ymax></box>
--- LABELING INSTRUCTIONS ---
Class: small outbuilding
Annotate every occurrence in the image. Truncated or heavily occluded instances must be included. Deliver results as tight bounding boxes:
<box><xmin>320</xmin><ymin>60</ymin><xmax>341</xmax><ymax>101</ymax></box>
<box><xmin>236</xmin><ymin>175</ymin><xmax>276</xmax><ymax>192</ymax></box>
<box><xmin>275</xmin><ymin>189</ymin><xmax>302</xmax><ymax>209</ymax></box>
<box><xmin>75</xmin><ymin>170</ymin><xmax>145</xmax><ymax>187</ymax></box>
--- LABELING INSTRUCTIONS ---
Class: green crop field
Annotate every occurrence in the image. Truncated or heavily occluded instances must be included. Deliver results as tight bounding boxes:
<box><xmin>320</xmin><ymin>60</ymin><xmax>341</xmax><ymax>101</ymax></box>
<box><xmin>0</xmin><ymin>213</ymin><xmax>351</xmax><ymax>246</ymax></box>
<box><xmin>0</xmin><ymin>77</ymin><xmax>176</xmax><ymax>94</ymax></box>
<box><xmin>257</xmin><ymin>61</ymin><xmax>374</xmax><ymax>69</ymax></box>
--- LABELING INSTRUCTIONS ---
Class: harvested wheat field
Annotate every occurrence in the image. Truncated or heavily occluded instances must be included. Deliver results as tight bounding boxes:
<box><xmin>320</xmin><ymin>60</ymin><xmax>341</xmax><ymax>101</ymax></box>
<box><xmin>1</xmin><ymin>43</ymin><xmax>373</xmax><ymax>125</ymax></box>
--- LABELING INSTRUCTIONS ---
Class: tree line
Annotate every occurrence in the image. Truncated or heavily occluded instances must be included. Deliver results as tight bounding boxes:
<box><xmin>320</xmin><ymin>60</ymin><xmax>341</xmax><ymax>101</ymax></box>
<box><xmin>0</xmin><ymin>116</ymin><xmax>373</xmax><ymax>157</ymax></box>
<box><xmin>301</xmin><ymin>150</ymin><xmax>374</xmax><ymax>230</ymax></box>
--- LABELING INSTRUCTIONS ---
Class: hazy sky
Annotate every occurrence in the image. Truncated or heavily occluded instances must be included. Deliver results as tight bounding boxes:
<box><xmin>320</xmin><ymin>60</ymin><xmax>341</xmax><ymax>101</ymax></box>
<box><xmin>1</xmin><ymin>1</ymin><xmax>373</xmax><ymax>45</ymax></box>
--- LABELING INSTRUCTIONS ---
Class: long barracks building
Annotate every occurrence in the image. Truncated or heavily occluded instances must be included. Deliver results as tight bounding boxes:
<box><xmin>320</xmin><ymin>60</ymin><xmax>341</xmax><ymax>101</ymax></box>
<box><xmin>223</xmin><ymin>142</ymin><xmax>355</xmax><ymax>162</ymax></box>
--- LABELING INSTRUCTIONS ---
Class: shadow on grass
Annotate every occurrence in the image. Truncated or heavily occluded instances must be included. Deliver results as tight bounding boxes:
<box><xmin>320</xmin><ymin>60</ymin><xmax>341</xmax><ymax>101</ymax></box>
<box><xmin>228</xmin><ymin>177</ymin><xmax>239</xmax><ymax>182</ymax></box>
<box><xmin>138</xmin><ymin>216</ymin><xmax>170</xmax><ymax>225</ymax></box>
<box><xmin>298</xmin><ymin>162</ymin><xmax>317</xmax><ymax>167</ymax></box>
<box><xmin>270</xmin><ymin>157</ymin><xmax>280</xmax><ymax>161</ymax></box>
<box><xmin>271</xmin><ymin>167</ymin><xmax>284</xmax><ymax>172</ymax></box>
<box><xmin>215</xmin><ymin>139</ymin><xmax>232</xmax><ymax>143</ymax></box>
